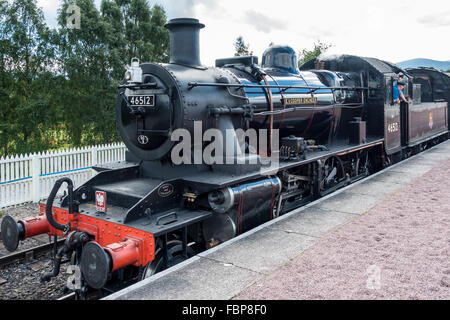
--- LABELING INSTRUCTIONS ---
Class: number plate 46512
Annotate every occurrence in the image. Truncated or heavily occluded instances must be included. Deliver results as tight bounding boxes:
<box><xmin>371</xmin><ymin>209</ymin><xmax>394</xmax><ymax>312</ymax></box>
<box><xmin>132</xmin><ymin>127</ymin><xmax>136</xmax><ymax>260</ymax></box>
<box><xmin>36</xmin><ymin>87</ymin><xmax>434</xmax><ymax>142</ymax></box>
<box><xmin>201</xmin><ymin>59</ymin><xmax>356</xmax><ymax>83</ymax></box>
<box><xmin>128</xmin><ymin>95</ymin><xmax>155</xmax><ymax>107</ymax></box>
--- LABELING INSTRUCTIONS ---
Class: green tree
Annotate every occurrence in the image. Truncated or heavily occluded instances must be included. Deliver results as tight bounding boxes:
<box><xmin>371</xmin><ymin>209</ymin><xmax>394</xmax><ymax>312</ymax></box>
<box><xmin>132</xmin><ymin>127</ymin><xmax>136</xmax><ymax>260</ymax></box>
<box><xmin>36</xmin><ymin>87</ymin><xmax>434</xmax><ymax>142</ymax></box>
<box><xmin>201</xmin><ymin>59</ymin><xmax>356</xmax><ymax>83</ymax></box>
<box><xmin>56</xmin><ymin>0</ymin><xmax>170</xmax><ymax>147</ymax></box>
<box><xmin>57</xmin><ymin>0</ymin><xmax>118</xmax><ymax>146</ymax></box>
<box><xmin>234</xmin><ymin>36</ymin><xmax>253</xmax><ymax>56</ymax></box>
<box><xmin>148</xmin><ymin>4</ymin><xmax>170</xmax><ymax>63</ymax></box>
<box><xmin>0</xmin><ymin>0</ymin><xmax>170</xmax><ymax>156</ymax></box>
<box><xmin>101</xmin><ymin>0</ymin><xmax>169</xmax><ymax>79</ymax></box>
<box><xmin>297</xmin><ymin>40</ymin><xmax>332</xmax><ymax>67</ymax></box>
<box><xmin>0</xmin><ymin>0</ymin><xmax>12</xmax><ymax>156</ymax></box>
<box><xmin>0</xmin><ymin>0</ymin><xmax>59</xmax><ymax>156</ymax></box>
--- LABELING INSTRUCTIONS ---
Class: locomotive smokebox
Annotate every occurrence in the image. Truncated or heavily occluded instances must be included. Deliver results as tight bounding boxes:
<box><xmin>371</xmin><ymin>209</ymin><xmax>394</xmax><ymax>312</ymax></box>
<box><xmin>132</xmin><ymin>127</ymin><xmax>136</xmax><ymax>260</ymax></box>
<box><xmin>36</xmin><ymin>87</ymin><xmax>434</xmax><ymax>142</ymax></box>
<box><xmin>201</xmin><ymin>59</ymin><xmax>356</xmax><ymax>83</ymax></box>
<box><xmin>164</xmin><ymin>18</ymin><xmax>205</xmax><ymax>67</ymax></box>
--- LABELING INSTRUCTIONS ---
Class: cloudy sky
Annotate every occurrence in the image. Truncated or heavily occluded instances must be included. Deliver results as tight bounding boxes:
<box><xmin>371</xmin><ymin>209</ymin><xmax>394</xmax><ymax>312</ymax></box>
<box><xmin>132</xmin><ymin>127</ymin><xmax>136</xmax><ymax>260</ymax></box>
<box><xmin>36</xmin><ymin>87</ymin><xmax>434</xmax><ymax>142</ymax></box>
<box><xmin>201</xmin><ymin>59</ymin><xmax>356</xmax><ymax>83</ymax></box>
<box><xmin>37</xmin><ymin>0</ymin><xmax>450</xmax><ymax>66</ymax></box>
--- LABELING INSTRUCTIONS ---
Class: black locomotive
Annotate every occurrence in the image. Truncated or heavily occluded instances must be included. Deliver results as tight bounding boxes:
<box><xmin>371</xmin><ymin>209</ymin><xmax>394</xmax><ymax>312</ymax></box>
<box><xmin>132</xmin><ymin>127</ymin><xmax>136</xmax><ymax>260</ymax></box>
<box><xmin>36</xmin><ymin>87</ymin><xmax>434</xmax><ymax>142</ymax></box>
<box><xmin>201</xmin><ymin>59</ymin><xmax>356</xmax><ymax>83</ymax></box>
<box><xmin>1</xmin><ymin>18</ymin><xmax>449</xmax><ymax>298</ymax></box>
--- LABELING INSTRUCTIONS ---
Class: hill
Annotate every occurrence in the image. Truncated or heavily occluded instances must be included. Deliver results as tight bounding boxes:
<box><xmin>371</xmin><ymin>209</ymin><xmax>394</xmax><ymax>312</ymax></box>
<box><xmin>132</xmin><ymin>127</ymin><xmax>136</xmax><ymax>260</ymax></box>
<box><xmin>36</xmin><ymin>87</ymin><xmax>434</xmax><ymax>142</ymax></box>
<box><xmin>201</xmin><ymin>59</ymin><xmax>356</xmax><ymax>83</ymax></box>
<box><xmin>397</xmin><ymin>58</ymin><xmax>450</xmax><ymax>71</ymax></box>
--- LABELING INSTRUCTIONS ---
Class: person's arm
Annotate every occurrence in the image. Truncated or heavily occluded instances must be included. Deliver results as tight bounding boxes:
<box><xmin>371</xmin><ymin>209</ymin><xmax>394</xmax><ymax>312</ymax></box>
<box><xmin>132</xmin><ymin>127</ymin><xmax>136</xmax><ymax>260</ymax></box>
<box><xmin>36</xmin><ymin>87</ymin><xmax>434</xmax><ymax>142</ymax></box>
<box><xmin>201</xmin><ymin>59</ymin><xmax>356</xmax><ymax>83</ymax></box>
<box><xmin>399</xmin><ymin>91</ymin><xmax>408</xmax><ymax>103</ymax></box>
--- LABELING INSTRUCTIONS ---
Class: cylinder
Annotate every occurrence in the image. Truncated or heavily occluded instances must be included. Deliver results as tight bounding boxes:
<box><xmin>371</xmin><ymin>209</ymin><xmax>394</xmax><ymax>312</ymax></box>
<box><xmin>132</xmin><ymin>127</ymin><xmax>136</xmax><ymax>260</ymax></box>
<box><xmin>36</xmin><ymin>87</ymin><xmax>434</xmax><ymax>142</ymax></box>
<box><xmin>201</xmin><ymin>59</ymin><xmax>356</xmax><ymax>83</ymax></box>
<box><xmin>205</xmin><ymin>177</ymin><xmax>282</xmax><ymax>244</ymax></box>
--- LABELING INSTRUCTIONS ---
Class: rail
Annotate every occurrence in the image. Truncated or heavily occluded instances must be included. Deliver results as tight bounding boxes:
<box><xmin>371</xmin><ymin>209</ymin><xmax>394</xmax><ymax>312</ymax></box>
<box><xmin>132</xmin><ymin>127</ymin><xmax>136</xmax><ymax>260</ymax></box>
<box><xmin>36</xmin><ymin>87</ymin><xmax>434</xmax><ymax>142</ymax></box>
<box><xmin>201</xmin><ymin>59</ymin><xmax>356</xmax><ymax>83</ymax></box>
<box><xmin>0</xmin><ymin>239</ymin><xmax>65</xmax><ymax>268</ymax></box>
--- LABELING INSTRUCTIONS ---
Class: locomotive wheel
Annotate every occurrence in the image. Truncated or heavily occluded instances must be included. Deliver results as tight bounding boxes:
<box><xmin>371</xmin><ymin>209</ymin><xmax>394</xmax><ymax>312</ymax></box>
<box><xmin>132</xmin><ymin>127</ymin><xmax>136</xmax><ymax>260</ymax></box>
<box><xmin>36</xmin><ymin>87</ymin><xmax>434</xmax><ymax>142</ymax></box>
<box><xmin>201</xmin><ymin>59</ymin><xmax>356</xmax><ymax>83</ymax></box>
<box><xmin>355</xmin><ymin>150</ymin><xmax>371</xmax><ymax>177</ymax></box>
<box><xmin>320</xmin><ymin>156</ymin><xmax>346</xmax><ymax>195</ymax></box>
<box><xmin>140</xmin><ymin>239</ymin><xmax>195</xmax><ymax>279</ymax></box>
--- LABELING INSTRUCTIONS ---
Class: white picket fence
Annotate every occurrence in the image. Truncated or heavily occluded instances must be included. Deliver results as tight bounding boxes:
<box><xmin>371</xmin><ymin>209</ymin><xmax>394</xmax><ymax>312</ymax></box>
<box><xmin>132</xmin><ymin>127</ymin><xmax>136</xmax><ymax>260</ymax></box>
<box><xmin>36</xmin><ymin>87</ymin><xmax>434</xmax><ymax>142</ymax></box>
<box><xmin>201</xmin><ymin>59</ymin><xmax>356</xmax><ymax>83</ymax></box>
<box><xmin>0</xmin><ymin>143</ymin><xmax>127</xmax><ymax>208</ymax></box>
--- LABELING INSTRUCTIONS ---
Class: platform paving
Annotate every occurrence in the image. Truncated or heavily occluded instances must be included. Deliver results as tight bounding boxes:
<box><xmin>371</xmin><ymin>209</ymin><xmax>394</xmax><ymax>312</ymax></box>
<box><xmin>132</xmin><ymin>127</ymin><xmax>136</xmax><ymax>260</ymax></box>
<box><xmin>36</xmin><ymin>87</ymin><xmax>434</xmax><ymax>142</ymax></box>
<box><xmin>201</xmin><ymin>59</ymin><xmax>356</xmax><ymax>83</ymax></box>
<box><xmin>106</xmin><ymin>140</ymin><xmax>450</xmax><ymax>300</ymax></box>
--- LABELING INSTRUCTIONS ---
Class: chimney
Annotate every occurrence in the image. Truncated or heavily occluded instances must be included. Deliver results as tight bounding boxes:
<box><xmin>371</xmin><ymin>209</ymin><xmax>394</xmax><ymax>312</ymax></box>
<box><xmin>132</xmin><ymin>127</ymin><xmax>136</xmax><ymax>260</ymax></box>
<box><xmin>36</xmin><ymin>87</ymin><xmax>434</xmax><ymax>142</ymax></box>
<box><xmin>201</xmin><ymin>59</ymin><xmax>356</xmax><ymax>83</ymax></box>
<box><xmin>164</xmin><ymin>18</ymin><xmax>205</xmax><ymax>67</ymax></box>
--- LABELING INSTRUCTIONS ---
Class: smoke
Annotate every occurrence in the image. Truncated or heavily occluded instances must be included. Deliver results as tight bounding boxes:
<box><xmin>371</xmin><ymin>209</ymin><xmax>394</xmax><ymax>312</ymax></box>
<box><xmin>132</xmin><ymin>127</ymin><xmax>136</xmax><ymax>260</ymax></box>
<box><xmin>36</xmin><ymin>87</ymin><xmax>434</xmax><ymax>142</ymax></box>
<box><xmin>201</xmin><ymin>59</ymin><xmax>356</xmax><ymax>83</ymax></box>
<box><xmin>161</xmin><ymin>0</ymin><xmax>224</xmax><ymax>19</ymax></box>
<box><xmin>317</xmin><ymin>47</ymin><xmax>350</xmax><ymax>62</ymax></box>
<box><xmin>157</xmin><ymin>0</ymin><xmax>194</xmax><ymax>18</ymax></box>
<box><xmin>317</xmin><ymin>53</ymin><xmax>345</xmax><ymax>62</ymax></box>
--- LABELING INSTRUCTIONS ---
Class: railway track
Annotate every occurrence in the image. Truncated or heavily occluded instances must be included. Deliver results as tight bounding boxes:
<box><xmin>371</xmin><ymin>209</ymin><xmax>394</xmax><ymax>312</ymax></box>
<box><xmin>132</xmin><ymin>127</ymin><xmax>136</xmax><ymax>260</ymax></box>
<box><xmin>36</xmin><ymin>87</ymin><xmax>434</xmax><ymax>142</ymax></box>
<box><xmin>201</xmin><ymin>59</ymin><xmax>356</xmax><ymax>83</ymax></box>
<box><xmin>0</xmin><ymin>235</ymin><xmax>102</xmax><ymax>300</ymax></box>
<box><xmin>0</xmin><ymin>237</ymin><xmax>71</xmax><ymax>300</ymax></box>
<box><xmin>57</xmin><ymin>292</ymin><xmax>76</xmax><ymax>300</ymax></box>
<box><xmin>0</xmin><ymin>239</ymin><xmax>65</xmax><ymax>269</ymax></box>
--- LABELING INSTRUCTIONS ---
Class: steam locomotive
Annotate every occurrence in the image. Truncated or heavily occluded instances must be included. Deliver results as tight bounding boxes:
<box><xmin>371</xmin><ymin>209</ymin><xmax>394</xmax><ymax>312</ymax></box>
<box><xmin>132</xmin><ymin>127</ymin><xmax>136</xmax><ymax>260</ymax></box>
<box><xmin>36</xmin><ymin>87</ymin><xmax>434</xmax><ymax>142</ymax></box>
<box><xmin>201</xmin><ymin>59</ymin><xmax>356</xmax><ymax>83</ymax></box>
<box><xmin>2</xmin><ymin>18</ymin><xmax>449</xmax><ymax>298</ymax></box>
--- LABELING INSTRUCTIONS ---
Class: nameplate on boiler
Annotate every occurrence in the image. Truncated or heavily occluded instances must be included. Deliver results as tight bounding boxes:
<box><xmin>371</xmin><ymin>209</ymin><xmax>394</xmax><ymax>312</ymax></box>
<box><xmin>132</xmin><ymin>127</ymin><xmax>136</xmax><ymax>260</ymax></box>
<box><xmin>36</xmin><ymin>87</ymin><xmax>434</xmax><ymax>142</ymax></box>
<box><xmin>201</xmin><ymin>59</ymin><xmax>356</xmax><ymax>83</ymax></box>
<box><xmin>281</xmin><ymin>97</ymin><xmax>318</xmax><ymax>105</ymax></box>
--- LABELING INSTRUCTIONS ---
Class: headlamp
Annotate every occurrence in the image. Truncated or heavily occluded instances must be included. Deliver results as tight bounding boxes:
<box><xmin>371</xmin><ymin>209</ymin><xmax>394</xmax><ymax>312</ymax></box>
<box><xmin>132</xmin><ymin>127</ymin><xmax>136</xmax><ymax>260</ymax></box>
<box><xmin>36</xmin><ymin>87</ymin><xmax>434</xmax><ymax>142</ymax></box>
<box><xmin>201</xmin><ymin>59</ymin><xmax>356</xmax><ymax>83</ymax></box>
<box><xmin>125</xmin><ymin>58</ymin><xmax>143</xmax><ymax>83</ymax></box>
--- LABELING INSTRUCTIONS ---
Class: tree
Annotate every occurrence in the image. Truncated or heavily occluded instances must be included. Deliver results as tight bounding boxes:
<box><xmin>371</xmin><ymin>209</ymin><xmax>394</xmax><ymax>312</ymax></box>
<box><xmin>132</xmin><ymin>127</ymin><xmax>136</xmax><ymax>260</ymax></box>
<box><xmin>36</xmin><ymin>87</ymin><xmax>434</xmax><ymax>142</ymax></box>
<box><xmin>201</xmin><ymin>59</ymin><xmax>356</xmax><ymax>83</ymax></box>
<box><xmin>0</xmin><ymin>0</ymin><xmax>12</xmax><ymax>156</ymax></box>
<box><xmin>234</xmin><ymin>36</ymin><xmax>253</xmax><ymax>56</ymax></box>
<box><xmin>102</xmin><ymin>0</ymin><xmax>169</xmax><ymax>78</ymax></box>
<box><xmin>0</xmin><ymin>0</ymin><xmax>170</xmax><ymax>156</ymax></box>
<box><xmin>0</xmin><ymin>0</ymin><xmax>59</xmax><ymax>156</ymax></box>
<box><xmin>297</xmin><ymin>40</ymin><xmax>332</xmax><ymax>67</ymax></box>
<box><xmin>148</xmin><ymin>4</ymin><xmax>170</xmax><ymax>63</ymax></box>
<box><xmin>56</xmin><ymin>0</ymin><xmax>113</xmax><ymax>146</ymax></box>
<box><xmin>56</xmin><ymin>0</ymin><xmax>170</xmax><ymax>147</ymax></box>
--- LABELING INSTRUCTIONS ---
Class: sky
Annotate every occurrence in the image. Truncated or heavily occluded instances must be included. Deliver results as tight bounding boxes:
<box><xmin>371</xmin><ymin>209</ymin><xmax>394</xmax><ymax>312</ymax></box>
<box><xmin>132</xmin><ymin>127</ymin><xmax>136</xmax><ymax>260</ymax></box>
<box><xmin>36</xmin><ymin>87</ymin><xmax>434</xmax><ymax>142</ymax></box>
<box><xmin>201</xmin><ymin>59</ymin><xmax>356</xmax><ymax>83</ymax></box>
<box><xmin>37</xmin><ymin>0</ymin><xmax>450</xmax><ymax>66</ymax></box>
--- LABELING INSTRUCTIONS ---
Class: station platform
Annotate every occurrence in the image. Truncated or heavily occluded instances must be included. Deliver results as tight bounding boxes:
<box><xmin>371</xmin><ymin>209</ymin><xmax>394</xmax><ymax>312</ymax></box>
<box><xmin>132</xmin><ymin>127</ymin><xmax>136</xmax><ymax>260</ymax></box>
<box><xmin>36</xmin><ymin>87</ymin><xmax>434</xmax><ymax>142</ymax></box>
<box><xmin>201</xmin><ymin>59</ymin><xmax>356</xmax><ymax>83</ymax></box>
<box><xmin>105</xmin><ymin>140</ymin><xmax>450</xmax><ymax>300</ymax></box>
